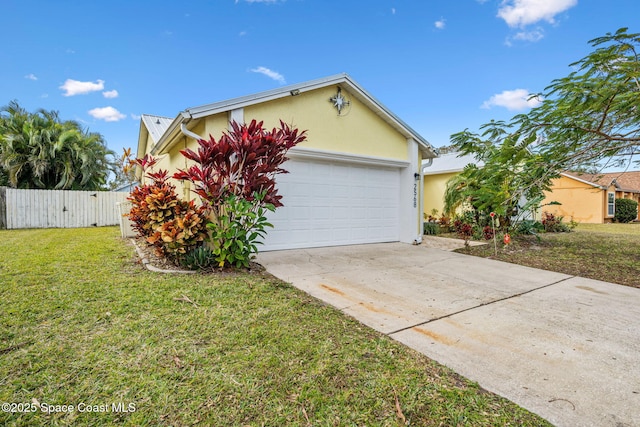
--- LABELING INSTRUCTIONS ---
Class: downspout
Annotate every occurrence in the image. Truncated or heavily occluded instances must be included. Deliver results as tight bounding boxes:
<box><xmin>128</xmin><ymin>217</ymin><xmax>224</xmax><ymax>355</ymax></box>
<box><xmin>421</xmin><ymin>157</ymin><xmax>433</xmax><ymax>173</ymax></box>
<box><xmin>180</xmin><ymin>117</ymin><xmax>239</xmax><ymax>183</ymax></box>
<box><xmin>414</xmin><ymin>170</ymin><xmax>423</xmax><ymax>245</ymax></box>
<box><xmin>180</xmin><ymin>123</ymin><xmax>204</xmax><ymax>141</ymax></box>
<box><xmin>414</xmin><ymin>156</ymin><xmax>435</xmax><ymax>244</ymax></box>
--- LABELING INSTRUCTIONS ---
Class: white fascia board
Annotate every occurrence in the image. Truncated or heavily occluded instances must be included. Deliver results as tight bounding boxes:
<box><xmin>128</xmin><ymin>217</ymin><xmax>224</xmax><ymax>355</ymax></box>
<box><xmin>423</xmin><ymin>168</ymin><xmax>464</xmax><ymax>176</ymax></box>
<box><xmin>340</xmin><ymin>76</ymin><xmax>436</xmax><ymax>158</ymax></box>
<box><xmin>183</xmin><ymin>73</ymin><xmax>436</xmax><ymax>158</ymax></box>
<box><xmin>136</xmin><ymin>119</ymin><xmax>149</xmax><ymax>159</ymax></box>
<box><xmin>560</xmin><ymin>172</ymin><xmax>606</xmax><ymax>189</ymax></box>
<box><xmin>151</xmin><ymin>73</ymin><xmax>436</xmax><ymax>159</ymax></box>
<box><xmin>150</xmin><ymin>115</ymin><xmax>184</xmax><ymax>156</ymax></box>
<box><xmin>185</xmin><ymin>74</ymin><xmax>350</xmax><ymax>119</ymax></box>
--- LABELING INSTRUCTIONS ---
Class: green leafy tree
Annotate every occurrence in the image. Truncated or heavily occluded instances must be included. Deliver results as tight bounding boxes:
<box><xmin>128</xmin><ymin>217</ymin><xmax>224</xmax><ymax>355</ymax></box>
<box><xmin>450</xmin><ymin>28</ymin><xmax>640</xmax><ymax>222</ymax></box>
<box><xmin>0</xmin><ymin>100</ymin><xmax>115</xmax><ymax>190</ymax></box>
<box><xmin>443</xmin><ymin>136</ymin><xmax>539</xmax><ymax>229</ymax></box>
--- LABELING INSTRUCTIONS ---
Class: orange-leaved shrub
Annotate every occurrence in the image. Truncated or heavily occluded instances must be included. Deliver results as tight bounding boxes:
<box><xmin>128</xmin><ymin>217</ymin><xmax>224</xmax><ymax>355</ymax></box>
<box><xmin>127</xmin><ymin>155</ymin><xmax>209</xmax><ymax>261</ymax></box>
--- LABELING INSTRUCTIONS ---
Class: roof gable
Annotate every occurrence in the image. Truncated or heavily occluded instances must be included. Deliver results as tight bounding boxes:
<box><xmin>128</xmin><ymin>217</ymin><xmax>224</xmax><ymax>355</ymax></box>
<box><xmin>141</xmin><ymin>114</ymin><xmax>173</xmax><ymax>144</ymax></box>
<box><xmin>560</xmin><ymin>172</ymin><xmax>607</xmax><ymax>189</ymax></box>
<box><xmin>147</xmin><ymin>74</ymin><xmax>436</xmax><ymax>158</ymax></box>
<box><xmin>561</xmin><ymin>171</ymin><xmax>640</xmax><ymax>192</ymax></box>
<box><xmin>589</xmin><ymin>171</ymin><xmax>640</xmax><ymax>192</ymax></box>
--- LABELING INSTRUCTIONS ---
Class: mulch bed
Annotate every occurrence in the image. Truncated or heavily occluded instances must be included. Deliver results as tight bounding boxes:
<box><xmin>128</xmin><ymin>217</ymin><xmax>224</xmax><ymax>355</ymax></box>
<box><xmin>130</xmin><ymin>237</ymin><xmax>265</xmax><ymax>275</ymax></box>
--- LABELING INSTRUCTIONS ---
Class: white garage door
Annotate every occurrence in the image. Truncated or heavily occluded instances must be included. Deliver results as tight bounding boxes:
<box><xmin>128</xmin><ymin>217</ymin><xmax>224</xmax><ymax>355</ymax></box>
<box><xmin>261</xmin><ymin>158</ymin><xmax>401</xmax><ymax>251</ymax></box>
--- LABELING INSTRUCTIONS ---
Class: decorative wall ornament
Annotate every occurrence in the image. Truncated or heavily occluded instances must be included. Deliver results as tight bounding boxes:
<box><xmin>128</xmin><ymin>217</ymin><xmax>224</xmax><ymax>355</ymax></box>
<box><xmin>329</xmin><ymin>87</ymin><xmax>351</xmax><ymax>115</ymax></box>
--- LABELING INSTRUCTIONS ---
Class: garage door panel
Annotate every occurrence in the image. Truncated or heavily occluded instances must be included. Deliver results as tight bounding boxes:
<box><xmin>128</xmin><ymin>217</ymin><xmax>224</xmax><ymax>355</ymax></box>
<box><xmin>331</xmin><ymin>185</ymin><xmax>350</xmax><ymax>198</ymax></box>
<box><xmin>261</xmin><ymin>159</ymin><xmax>401</xmax><ymax>251</ymax></box>
<box><xmin>333</xmin><ymin>207</ymin><xmax>350</xmax><ymax>219</ymax></box>
<box><xmin>350</xmin><ymin>227</ymin><xmax>369</xmax><ymax>240</ymax></box>
<box><xmin>289</xmin><ymin>207</ymin><xmax>311</xmax><ymax>220</ymax></box>
<box><xmin>351</xmin><ymin>207</ymin><xmax>368</xmax><ymax>221</ymax></box>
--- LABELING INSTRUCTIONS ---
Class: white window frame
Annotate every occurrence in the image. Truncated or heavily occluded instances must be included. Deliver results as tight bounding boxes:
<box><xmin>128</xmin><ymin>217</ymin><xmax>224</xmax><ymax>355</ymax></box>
<box><xmin>607</xmin><ymin>192</ymin><xmax>615</xmax><ymax>217</ymax></box>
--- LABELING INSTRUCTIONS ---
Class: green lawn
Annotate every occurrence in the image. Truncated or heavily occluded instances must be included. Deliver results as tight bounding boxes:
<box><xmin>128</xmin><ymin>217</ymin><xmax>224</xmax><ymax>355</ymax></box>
<box><xmin>0</xmin><ymin>227</ymin><xmax>550</xmax><ymax>426</ymax></box>
<box><xmin>459</xmin><ymin>223</ymin><xmax>640</xmax><ymax>288</ymax></box>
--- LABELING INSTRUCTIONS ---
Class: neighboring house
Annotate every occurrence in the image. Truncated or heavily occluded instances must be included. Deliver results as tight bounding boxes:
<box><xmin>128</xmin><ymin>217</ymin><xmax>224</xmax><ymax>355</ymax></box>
<box><xmin>422</xmin><ymin>152</ymin><xmax>480</xmax><ymax>217</ymax></box>
<box><xmin>542</xmin><ymin>171</ymin><xmax>640</xmax><ymax>223</ymax></box>
<box><xmin>113</xmin><ymin>182</ymin><xmax>139</xmax><ymax>193</ymax></box>
<box><xmin>136</xmin><ymin>73</ymin><xmax>437</xmax><ymax>251</ymax></box>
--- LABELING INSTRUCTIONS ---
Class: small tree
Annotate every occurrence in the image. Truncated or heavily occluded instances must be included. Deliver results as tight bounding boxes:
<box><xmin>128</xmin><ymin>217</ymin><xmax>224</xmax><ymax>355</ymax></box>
<box><xmin>449</xmin><ymin>28</ymin><xmax>640</xmax><ymax>223</ymax></box>
<box><xmin>109</xmin><ymin>147</ymin><xmax>136</xmax><ymax>190</ymax></box>
<box><xmin>614</xmin><ymin>198</ymin><xmax>638</xmax><ymax>223</ymax></box>
<box><xmin>174</xmin><ymin>119</ymin><xmax>307</xmax><ymax>267</ymax></box>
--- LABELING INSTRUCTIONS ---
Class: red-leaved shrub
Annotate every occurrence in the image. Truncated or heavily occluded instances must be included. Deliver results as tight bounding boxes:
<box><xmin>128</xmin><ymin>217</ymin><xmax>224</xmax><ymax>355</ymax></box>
<box><xmin>173</xmin><ymin>119</ymin><xmax>306</xmax><ymax>210</ymax></box>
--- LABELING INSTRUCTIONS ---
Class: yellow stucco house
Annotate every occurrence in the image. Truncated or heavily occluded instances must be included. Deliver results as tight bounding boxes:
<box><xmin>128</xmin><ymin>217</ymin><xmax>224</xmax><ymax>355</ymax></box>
<box><xmin>422</xmin><ymin>152</ymin><xmax>480</xmax><ymax>217</ymax></box>
<box><xmin>542</xmin><ymin>171</ymin><xmax>640</xmax><ymax>223</ymax></box>
<box><xmin>419</xmin><ymin>148</ymin><xmax>640</xmax><ymax>224</ymax></box>
<box><xmin>136</xmin><ymin>74</ymin><xmax>437</xmax><ymax>251</ymax></box>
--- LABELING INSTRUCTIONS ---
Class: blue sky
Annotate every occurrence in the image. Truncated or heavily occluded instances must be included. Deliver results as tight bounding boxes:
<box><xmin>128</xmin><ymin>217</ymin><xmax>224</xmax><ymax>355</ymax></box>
<box><xmin>1</xmin><ymin>0</ymin><xmax>637</xmax><ymax>166</ymax></box>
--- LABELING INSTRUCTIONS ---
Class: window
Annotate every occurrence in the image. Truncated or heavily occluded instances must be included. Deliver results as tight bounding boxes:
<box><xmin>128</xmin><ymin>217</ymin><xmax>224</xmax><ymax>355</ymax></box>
<box><xmin>607</xmin><ymin>192</ymin><xmax>615</xmax><ymax>217</ymax></box>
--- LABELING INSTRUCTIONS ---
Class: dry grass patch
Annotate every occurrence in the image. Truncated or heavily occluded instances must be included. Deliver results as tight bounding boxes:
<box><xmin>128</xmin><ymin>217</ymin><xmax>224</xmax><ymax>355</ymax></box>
<box><xmin>459</xmin><ymin>223</ymin><xmax>640</xmax><ymax>288</ymax></box>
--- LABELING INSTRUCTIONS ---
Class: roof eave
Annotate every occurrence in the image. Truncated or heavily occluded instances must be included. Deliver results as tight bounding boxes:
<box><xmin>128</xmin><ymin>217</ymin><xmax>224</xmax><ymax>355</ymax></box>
<box><xmin>151</xmin><ymin>114</ymin><xmax>189</xmax><ymax>156</ymax></box>
<box><xmin>423</xmin><ymin>168</ymin><xmax>464</xmax><ymax>176</ymax></box>
<box><xmin>560</xmin><ymin>172</ymin><xmax>607</xmax><ymax>189</ymax></box>
<box><xmin>336</xmin><ymin>75</ymin><xmax>437</xmax><ymax>158</ymax></box>
<box><xmin>152</xmin><ymin>73</ymin><xmax>437</xmax><ymax>158</ymax></box>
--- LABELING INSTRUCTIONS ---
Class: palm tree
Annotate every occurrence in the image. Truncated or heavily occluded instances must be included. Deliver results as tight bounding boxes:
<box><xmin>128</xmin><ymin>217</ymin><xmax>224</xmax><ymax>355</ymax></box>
<box><xmin>443</xmin><ymin>165</ymin><xmax>482</xmax><ymax>217</ymax></box>
<box><xmin>54</xmin><ymin>127</ymin><xmax>113</xmax><ymax>190</ymax></box>
<box><xmin>0</xmin><ymin>101</ymin><xmax>115</xmax><ymax>190</ymax></box>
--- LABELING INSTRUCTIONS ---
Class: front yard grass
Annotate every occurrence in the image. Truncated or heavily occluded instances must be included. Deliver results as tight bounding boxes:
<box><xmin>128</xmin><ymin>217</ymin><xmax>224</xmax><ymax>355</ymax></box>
<box><xmin>459</xmin><ymin>223</ymin><xmax>640</xmax><ymax>288</ymax></box>
<box><xmin>0</xmin><ymin>227</ymin><xmax>550</xmax><ymax>426</ymax></box>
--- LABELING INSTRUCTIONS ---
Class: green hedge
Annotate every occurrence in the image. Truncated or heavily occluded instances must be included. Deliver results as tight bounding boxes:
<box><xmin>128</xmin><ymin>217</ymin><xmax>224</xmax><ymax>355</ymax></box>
<box><xmin>614</xmin><ymin>198</ymin><xmax>638</xmax><ymax>223</ymax></box>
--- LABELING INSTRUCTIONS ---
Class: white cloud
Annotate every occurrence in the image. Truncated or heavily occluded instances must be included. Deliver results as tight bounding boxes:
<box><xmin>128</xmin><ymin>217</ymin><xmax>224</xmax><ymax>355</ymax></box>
<box><xmin>434</xmin><ymin>18</ymin><xmax>446</xmax><ymax>30</ymax></box>
<box><xmin>130</xmin><ymin>113</ymin><xmax>141</xmax><ymax>120</ymax></box>
<box><xmin>481</xmin><ymin>89</ymin><xmax>543</xmax><ymax>111</ymax></box>
<box><xmin>239</xmin><ymin>30</ymin><xmax>247</xmax><ymax>36</ymax></box>
<box><xmin>513</xmin><ymin>28</ymin><xmax>544</xmax><ymax>42</ymax></box>
<box><xmin>497</xmin><ymin>0</ymin><xmax>577</xmax><ymax>28</ymax></box>
<box><xmin>88</xmin><ymin>106</ymin><xmax>126</xmax><ymax>122</ymax></box>
<box><xmin>60</xmin><ymin>79</ymin><xmax>105</xmax><ymax>96</ymax></box>
<box><xmin>391</xmin><ymin>8</ymin><xmax>396</xmax><ymax>15</ymax></box>
<box><xmin>25</xmin><ymin>73</ymin><xmax>38</xmax><ymax>81</ymax></box>
<box><xmin>103</xmin><ymin>90</ymin><xmax>119</xmax><ymax>98</ymax></box>
<box><xmin>250</xmin><ymin>66</ymin><xmax>286</xmax><ymax>84</ymax></box>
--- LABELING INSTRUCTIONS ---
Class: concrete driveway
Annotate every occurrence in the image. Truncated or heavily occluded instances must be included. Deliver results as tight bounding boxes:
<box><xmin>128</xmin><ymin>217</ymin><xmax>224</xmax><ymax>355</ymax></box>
<box><xmin>256</xmin><ymin>242</ymin><xmax>640</xmax><ymax>427</ymax></box>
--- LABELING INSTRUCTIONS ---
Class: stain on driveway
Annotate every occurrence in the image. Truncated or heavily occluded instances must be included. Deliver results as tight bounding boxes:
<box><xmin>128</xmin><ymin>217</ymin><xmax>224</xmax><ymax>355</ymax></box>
<box><xmin>257</xmin><ymin>242</ymin><xmax>640</xmax><ymax>427</ymax></box>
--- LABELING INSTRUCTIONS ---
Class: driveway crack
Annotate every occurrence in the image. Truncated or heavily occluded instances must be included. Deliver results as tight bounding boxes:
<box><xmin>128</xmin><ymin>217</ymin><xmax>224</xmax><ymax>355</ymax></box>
<box><xmin>386</xmin><ymin>275</ymin><xmax>574</xmax><ymax>336</ymax></box>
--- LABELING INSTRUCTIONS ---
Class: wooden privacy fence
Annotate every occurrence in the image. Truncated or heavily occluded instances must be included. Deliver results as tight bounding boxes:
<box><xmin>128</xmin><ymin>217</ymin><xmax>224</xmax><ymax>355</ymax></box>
<box><xmin>0</xmin><ymin>187</ymin><xmax>130</xmax><ymax>229</ymax></box>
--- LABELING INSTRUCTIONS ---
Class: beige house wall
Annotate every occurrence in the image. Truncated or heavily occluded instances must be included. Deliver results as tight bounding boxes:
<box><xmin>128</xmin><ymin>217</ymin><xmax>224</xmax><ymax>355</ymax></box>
<box><xmin>542</xmin><ymin>175</ymin><xmax>605</xmax><ymax>224</ymax></box>
<box><xmin>423</xmin><ymin>172</ymin><xmax>458</xmax><ymax>217</ymax></box>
